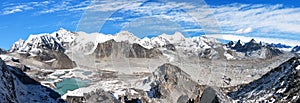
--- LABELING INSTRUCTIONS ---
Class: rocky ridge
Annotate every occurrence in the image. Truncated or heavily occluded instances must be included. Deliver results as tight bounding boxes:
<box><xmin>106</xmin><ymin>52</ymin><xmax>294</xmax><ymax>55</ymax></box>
<box><xmin>292</xmin><ymin>45</ymin><xmax>300</xmax><ymax>53</ymax></box>
<box><xmin>0</xmin><ymin>48</ymin><xmax>6</xmax><ymax>54</ymax></box>
<box><xmin>228</xmin><ymin>54</ymin><xmax>300</xmax><ymax>102</ymax></box>
<box><xmin>0</xmin><ymin>58</ymin><xmax>64</xmax><ymax>103</ymax></box>
<box><xmin>227</xmin><ymin>39</ymin><xmax>283</xmax><ymax>59</ymax></box>
<box><xmin>93</xmin><ymin>39</ymin><xmax>162</xmax><ymax>59</ymax></box>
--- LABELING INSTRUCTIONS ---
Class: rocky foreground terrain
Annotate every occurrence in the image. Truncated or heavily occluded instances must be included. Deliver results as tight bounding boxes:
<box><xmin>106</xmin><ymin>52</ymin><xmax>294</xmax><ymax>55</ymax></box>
<box><xmin>0</xmin><ymin>57</ymin><xmax>64</xmax><ymax>103</ymax></box>
<box><xmin>0</xmin><ymin>28</ymin><xmax>300</xmax><ymax>103</ymax></box>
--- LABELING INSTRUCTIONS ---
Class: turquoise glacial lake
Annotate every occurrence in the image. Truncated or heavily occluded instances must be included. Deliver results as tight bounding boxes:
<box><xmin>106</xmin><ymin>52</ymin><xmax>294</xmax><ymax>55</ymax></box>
<box><xmin>54</xmin><ymin>78</ymin><xmax>91</xmax><ymax>95</ymax></box>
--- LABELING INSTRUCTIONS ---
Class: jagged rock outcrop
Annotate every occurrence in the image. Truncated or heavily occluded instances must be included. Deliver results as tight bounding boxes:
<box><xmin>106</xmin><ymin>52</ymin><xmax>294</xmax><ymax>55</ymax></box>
<box><xmin>229</xmin><ymin>39</ymin><xmax>282</xmax><ymax>59</ymax></box>
<box><xmin>0</xmin><ymin>58</ymin><xmax>64</xmax><ymax>103</ymax></box>
<box><xmin>269</xmin><ymin>43</ymin><xmax>292</xmax><ymax>49</ymax></box>
<box><xmin>9</xmin><ymin>39</ymin><xmax>25</xmax><ymax>52</ymax></box>
<box><xmin>232</xmin><ymin>40</ymin><xmax>243</xmax><ymax>49</ymax></box>
<box><xmin>145</xmin><ymin>63</ymin><xmax>205</xmax><ymax>103</ymax></box>
<box><xmin>200</xmin><ymin>86</ymin><xmax>233</xmax><ymax>103</ymax></box>
<box><xmin>45</xmin><ymin>51</ymin><xmax>76</xmax><ymax>69</ymax></box>
<box><xmin>7</xmin><ymin>29</ymin><xmax>76</xmax><ymax>69</ymax></box>
<box><xmin>53</xmin><ymin>28</ymin><xmax>77</xmax><ymax>49</ymax></box>
<box><xmin>198</xmin><ymin>48</ymin><xmax>221</xmax><ymax>59</ymax></box>
<box><xmin>228</xmin><ymin>55</ymin><xmax>300</xmax><ymax>102</ymax></box>
<box><xmin>1</xmin><ymin>56</ymin><xmax>30</xmax><ymax>72</ymax></box>
<box><xmin>163</xmin><ymin>44</ymin><xmax>176</xmax><ymax>51</ymax></box>
<box><xmin>10</xmin><ymin>28</ymin><xmax>76</xmax><ymax>53</ymax></box>
<box><xmin>16</xmin><ymin>35</ymin><xmax>65</xmax><ymax>53</ymax></box>
<box><xmin>0</xmin><ymin>48</ymin><xmax>7</xmax><ymax>54</ymax></box>
<box><xmin>84</xmin><ymin>89</ymin><xmax>119</xmax><ymax>103</ymax></box>
<box><xmin>235</xmin><ymin>39</ymin><xmax>261</xmax><ymax>52</ymax></box>
<box><xmin>291</xmin><ymin>45</ymin><xmax>300</xmax><ymax>53</ymax></box>
<box><xmin>226</xmin><ymin>41</ymin><xmax>235</xmax><ymax>48</ymax></box>
<box><xmin>130</xmin><ymin>43</ymin><xmax>162</xmax><ymax>58</ymax></box>
<box><xmin>66</xmin><ymin>89</ymin><xmax>119</xmax><ymax>103</ymax></box>
<box><xmin>93</xmin><ymin>39</ymin><xmax>162</xmax><ymax>58</ymax></box>
<box><xmin>15</xmin><ymin>49</ymin><xmax>76</xmax><ymax>69</ymax></box>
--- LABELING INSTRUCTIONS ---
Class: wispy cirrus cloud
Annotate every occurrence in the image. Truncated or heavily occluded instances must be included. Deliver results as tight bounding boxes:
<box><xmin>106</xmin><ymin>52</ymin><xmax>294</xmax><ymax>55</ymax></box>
<box><xmin>76</xmin><ymin>0</ymin><xmax>300</xmax><ymax>43</ymax></box>
<box><xmin>37</xmin><ymin>1</ymin><xmax>91</xmax><ymax>14</ymax></box>
<box><xmin>77</xmin><ymin>0</ymin><xmax>210</xmax><ymax>34</ymax></box>
<box><xmin>2</xmin><ymin>4</ymin><xmax>33</xmax><ymax>15</ymax></box>
<box><xmin>1</xmin><ymin>1</ymin><xmax>91</xmax><ymax>15</ymax></box>
<box><xmin>210</xmin><ymin>4</ymin><xmax>300</xmax><ymax>35</ymax></box>
<box><xmin>1</xmin><ymin>1</ymin><xmax>52</xmax><ymax>15</ymax></box>
<box><xmin>235</xmin><ymin>27</ymin><xmax>253</xmax><ymax>34</ymax></box>
<box><xmin>2</xmin><ymin>0</ymin><xmax>300</xmax><ymax>45</ymax></box>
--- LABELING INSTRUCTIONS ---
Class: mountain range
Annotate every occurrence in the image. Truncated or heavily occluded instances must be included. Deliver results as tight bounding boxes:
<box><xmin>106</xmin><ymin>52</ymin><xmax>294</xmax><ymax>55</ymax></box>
<box><xmin>0</xmin><ymin>28</ymin><xmax>299</xmax><ymax>103</ymax></box>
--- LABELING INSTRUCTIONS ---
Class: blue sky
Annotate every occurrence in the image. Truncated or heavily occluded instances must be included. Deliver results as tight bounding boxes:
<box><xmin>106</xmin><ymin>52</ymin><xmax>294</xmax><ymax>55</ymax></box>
<box><xmin>1</xmin><ymin>0</ymin><xmax>300</xmax><ymax>50</ymax></box>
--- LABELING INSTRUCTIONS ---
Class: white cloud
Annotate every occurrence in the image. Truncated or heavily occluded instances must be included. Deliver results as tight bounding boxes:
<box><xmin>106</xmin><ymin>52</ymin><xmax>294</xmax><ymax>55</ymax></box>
<box><xmin>106</xmin><ymin>17</ymin><xmax>123</xmax><ymax>21</ymax></box>
<box><xmin>1</xmin><ymin>1</ymin><xmax>53</xmax><ymax>15</ymax></box>
<box><xmin>2</xmin><ymin>1</ymin><xmax>300</xmax><ymax>42</ymax></box>
<box><xmin>210</xmin><ymin>4</ymin><xmax>300</xmax><ymax>35</ymax></box>
<box><xmin>78</xmin><ymin>1</ymin><xmax>300</xmax><ymax>41</ymax></box>
<box><xmin>86</xmin><ymin>0</ymin><xmax>143</xmax><ymax>12</ymax></box>
<box><xmin>183</xmin><ymin>28</ymin><xmax>203</xmax><ymax>32</ymax></box>
<box><xmin>38</xmin><ymin>1</ymin><xmax>91</xmax><ymax>14</ymax></box>
<box><xmin>3</xmin><ymin>8</ymin><xmax>22</xmax><ymax>15</ymax></box>
<box><xmin>1</xmin><ymin>1</ymin><xmax>91</xmax><ymax>15</ymax></box>
<box><xmin>235</xmin><ymin>27</ymin><xmax>253</xmax><ymax>34</ymax></box>
<box><xmin>2</xmin><ymin>4</ymin><xmax>34</xmax><ymax>15</ymax></box>
<box><xmin>121</xmin><ymin>17</ymin><xmax>182</xmax><ymax>37</ymax></box>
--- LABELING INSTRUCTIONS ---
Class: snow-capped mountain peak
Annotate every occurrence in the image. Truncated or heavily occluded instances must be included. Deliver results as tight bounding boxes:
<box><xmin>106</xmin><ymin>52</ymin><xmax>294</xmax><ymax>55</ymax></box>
<box><xmin>115</xmin><ymin>31</ymin><xmax>140</xmax><ymax>43</ymax></box>
<box><xmin>291</xmin><ymin>45</ymin><xmax>300</xmax><ymax>53</ymax></box>
<box><xmin>158</xmin><ymin>32</ymin><xmax>185</xmax><ymax>44</ymax></box>
<box><xmin>9</xmin><ymin>39</ymin><xmax>25</xmax><ymax>52</ymax></box>
<box><xmin>9</xmin><ymin>29</ymin><xmax>238</xmax><ymax>60</ymax></box>
<box><xmin>9</xmin><ymin>28</ymin><xmax>78</xmax><ymax>54</ymax></box>
<box><xmin>12</xmin><ymin>33</ymin><xmax>65</xmax><ymax>55</ymax></box>
<box><xmin>57</xmin><ymin>28</ymin><xmax>68</xmax><ymax>33</ymax></box>
<box><xmin>173</xmin><ymin>32</ymin><xmax>185</xmax><ymax>39</ymax></box>
<box><xmin>249</xmin><ymin>38</ymin><xmax>257</xmax><ymax>44</ymax></box>
<box><xmin>51</xmin><ymin>28</ymin><xmax>76</xmax><ymax>43</ymax></box>
<box><xmin>140</xmin><ymin>37</ymin><xmax>152</xmax><ymax>49</ymax></box>
<box><xmin>232</xmin><ymin>40</ymin><xmax>244</xmax><ymax>49</ymax></box>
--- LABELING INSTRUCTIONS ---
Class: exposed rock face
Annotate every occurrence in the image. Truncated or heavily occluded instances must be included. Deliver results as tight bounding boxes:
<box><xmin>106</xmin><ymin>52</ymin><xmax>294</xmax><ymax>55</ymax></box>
<box><xmin>84</xmin><ymin>89</ymin><xmax>119</xmax><ymax>103</ymax></box>
<box><xmin>236</xmin><ymin>39</ymin><xmax>261</xmax><ymax>52</ymax></box>
<box><xmin>53</xmin><ymin>28</ymin><xmax>77</xmax><ymax>49</ymax></box>
<box><xmin>65</xmin><ymin>89</ymin><xmax>119</xmax><ymax>103</ymax></box>
<box><xmin>23</xmin><ymin>50</ymin><xmax>75</xmax><ymax>69</ymax></box>
<box><xmin>2</xmin><ymin>57</ymin><xmax>30</xmax><ymax>72</ymax></box>
<box><xmin>232</xmin><ymin>40</ymin><xmax>243</xmax><ymax>49</ymax></box>
<box><xmin>291</xmin><ymin>45</ymin><xmax>300</xmax><ymax>53</ymax></box>
<box><xmin>226</xmin><ymin>41</ymin><xmax>235</xmax><ymax>48</ymax></box>
<box><xmin>200</xmin><ymin>87</ymin><xmax>233</xmax><ymax>103</ymax></box>
<box><xmin>230</xmin><ymin>39</ymin><xmax>282</xmax><ymax>59</ymax></box>
<box><xmin>198</xmin><ymin>48</ymin><xmax>221</xmax><ymax>59</ymax></box>
<box><xmin>93</xmin><ymin>39</ymin><xmax>162</xmax><ymax>58</ymax></box>
<box><xmin>0</xmin><ymin>58</ymin><xmax>64</xmax><ymax>103</ymax></box>
<box><xmin>269</xmin><ymin>43</ymin><xmax>292</xmax><ymax>49</ymax></box>
<box><xmin>10</xmin><ymin>28</ymin><xmax>76</xmax><ymax>53</ymax></box>
<box><xmin>9</xmin><ymin>39</ymin><xmax>25</xmax><ymax>52</ymax></box>
<box><xmin>0</xmin><ymin>48</ymin><xmax>7</xmax><ymax>54</ymax></box>
<box><xmin>130</xmin><ymin>43</ymin><xmax>162</xmax><ymax>58</ymax></box>
<box><xmin>49</xmin><ymin>51</ymin><xmax>76</xmax><ymax>69</ymax></box>
<box><xmin>17</xmin><ymin>35</ymin><xmax>65</xmax><ymax>53</ymax></box>
<box><xmin>145</xmin><ymin>63</ymin><xmax>204</xmax><ymax>103</ymax></box>
<box><xmin>8</xmin><ymin>32</ymin><xmax>75</xmax><ymax>69</ymax></box>
<box><xmin>228</xmin><ymin>55</ymin><xmax>300</xmax><ymax>102</ymax></box>
<box><xmin>163</xmin><ymin>44</ymin><xmax>176</xmax><ymax>51</ymax></box>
